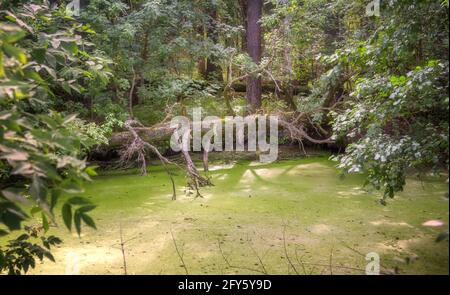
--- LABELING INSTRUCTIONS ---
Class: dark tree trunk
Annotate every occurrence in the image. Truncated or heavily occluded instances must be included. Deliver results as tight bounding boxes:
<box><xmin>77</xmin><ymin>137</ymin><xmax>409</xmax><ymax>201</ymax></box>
<box><xmin>197</xmin><ymin>21</ymin><xmax>207</xmax><ymax>79</ymax></box>
<box><xmin>205</xmin><ymin>3</ymin><xmax>222</xmax><ymax>81</ymax></box>
<box><xmin>198</xmin><ymin>58</ymin><xmax>207</xmax><ymax>78</ymax></box>
<box><xmin>246</xmin><ymin>0</ymin><xmax>262</xmax><ymax>112</ymax></box>
<box><xmin>131</xmin><ymin>30</ymin><xmax>150</xmax><ymax>107</ymax></box>
<box><xmin>239</xmin><ymin>0</ymin><xmax>248</xmax><ymax>52</ymax></box>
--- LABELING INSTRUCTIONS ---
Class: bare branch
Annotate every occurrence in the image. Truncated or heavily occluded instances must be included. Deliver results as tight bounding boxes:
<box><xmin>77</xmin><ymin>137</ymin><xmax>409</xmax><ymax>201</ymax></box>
<box><xmin>217</xmin><ymin>239</ymin><xmax>268</xmax><ymax>275</ymax></box>
<box><xmin>119</xmin><ymin>223</ymin><xmax>128</xmax><ymax>275</ymax></box>
<box><xmin>170</xmin><ymin>228</ymin><xmax>188</xmax><ymax>275</ymax></box>
<box><xmin>120</xmin><ymin>119</ymin><xmax>178</xmax><ymax>199</ymax></box>
<box><xmin>282</xmin><ymin>223</ymin><xmax>299</xmax><ymax>275</ymax></box>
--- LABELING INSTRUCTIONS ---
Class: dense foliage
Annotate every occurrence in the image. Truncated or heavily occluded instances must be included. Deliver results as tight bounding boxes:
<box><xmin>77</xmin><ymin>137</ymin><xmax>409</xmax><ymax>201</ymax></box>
<box><xmin>0</xmin><ymin>0</ymin><xmax>448</xmax><ymax>274</ymax></box>
<box><xmin>323</xmin><ymin>0</ymin><xmax>448</xmax><ymax>201</ymax></box>
<box><xmin>0</xmin><ymin>2</ymin><xmax>107</xmax><ymax>273</ymax></box>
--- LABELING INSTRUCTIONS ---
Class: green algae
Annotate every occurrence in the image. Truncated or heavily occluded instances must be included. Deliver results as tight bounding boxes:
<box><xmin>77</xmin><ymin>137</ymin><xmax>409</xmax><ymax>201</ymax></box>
<box><xmin>5</xmin><ymin>156</ymin><xmax>448</xmax><ymax>274</ymax></box>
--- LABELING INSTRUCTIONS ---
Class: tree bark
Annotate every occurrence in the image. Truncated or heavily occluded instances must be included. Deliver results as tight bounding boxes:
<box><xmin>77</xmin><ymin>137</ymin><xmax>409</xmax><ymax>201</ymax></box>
<box><xmin>246</xmin><ymin>0</ymin><xmax>263</xmax><ymax>112</ymax></box>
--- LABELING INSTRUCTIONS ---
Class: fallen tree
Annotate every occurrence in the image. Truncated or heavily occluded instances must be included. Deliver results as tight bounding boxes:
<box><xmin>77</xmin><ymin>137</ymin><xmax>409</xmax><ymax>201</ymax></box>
<box><xmin>110</xmin><ymin>123</ymin><xmax>176</xmax><ymax>148</ymax></box>
<box><xmin>231</xmin><ymin>82</ymin><xmax>309</xmax><ymax>95</ymax></box>
<box><xmin>108</xmin><ymin>109</ymin><xmax>335</xmax><ymax>195</ymax></box>
<box><xmin>110</xmin><ymin>113</ymin><xmax>334</xmax><ymax>151</ymax></box>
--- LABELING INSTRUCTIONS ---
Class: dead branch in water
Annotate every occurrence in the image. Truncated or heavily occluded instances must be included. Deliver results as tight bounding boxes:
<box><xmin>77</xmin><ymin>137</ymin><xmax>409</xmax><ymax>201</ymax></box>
<box><xmin>282</xmin><ymin>223</ymin><xmax>299</xmax><ymax>275</ymax></box>
<box><xmin>111</xmin><ymin>223</ymin><xmax>139</xmax><ymax>275</ymax></box>
<box><xmin>120</xmin><ymin>119</ymin><xmax>178</xmax><ymax>199</ymax></box>
<box><xmin>217</xmin><ymin>239</ymin><xmax>269</xmax><ymax>275</ymax></box>
<box><xmin>170</xmin><ymin>228</ymin><xmax>189</xmax><ymax>275</ymax></box>
<box><xmin>246</xmin><ymin>235</ymin><xmax>269</xmax><ymax>275</ymax></box>
<box><xmin>119</xmin><ymin>119</ymin><xmax>212</xmax><ymax>199</ymax></box>
<box><xmin>119</xmin><ymin>224</ymin><xmax>128</xmax><ymax>275</ymax></box>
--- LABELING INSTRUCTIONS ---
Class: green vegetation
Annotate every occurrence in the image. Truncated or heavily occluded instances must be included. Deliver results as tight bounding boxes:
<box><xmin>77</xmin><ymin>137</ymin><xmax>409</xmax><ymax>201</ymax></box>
<box><xmin>1</xmin><ymin>0</ymin><xmax>448</xmax><ymax>274</ymax></box>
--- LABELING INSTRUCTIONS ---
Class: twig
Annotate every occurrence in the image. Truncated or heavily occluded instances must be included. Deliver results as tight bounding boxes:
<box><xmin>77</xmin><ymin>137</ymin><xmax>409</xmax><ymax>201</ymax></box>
<box><xmin>247</xmin><ymin>235</ymin><xmax>269</xmax><ymax>274</ymax></box>
<box><xmin>110</xmin><ymin>223</ymin><xmax>141</xmax><ymax>275</ymax></box>
<box><xmin>119</xmin><ymin>223</ymin><xmax>127</xmax><ymax>275</ymax></box>
<box><xmin>217</xmin><ymin>239</ymin><xmax>268</xmax><ymax>274</ymax></box>
<box><xmin>294</xmin><ymin>246</ymin><xmax>308</xmax><ymax>275</ymax></box>
<box><xmin>282</xmin><ymin>223</ymin><xmax>299</xmax><ymax>275</ymax></box>
<box><xmin>170</xmin><ymin>228</ymin><xmax>188</xmax><ymax>275</ymax></box>
<box><xmin>264</xmin><ymin>69</ymin><xmax>281</xmax><ymax>93</ymax></box>
<box><xmin>329</xmin><ymin>245</ymin><xmax>334</xmax><ymax>275</ymax></box>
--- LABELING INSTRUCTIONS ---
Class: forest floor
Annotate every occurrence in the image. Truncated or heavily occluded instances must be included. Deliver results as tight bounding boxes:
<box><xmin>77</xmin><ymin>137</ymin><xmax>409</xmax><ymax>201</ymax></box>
<box><xmin>15</xmin><ymin>152</ymin><xmax>449</xmax><ymax>274</ymax></box>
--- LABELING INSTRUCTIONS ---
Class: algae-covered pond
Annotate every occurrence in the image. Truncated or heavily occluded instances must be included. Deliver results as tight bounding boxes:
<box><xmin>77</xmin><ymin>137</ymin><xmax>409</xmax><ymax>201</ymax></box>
<box><xmin>17</xmin><ymin>156</ymin><xmax>449</xmax><ymax>274</ymax></box>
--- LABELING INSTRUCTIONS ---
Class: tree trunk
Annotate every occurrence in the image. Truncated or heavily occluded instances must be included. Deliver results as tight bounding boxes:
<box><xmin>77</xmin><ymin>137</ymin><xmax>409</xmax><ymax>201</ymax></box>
<box><xmin>239</xmin><ymin>0</ymin><xmax>248</xmax><ymax>52</ymax></box>
<box><xmin>280</xmin><ymin>0</ymin><xmax>296</xmax><ymax>110</ymax></box>
<box><xmin>246</xmin><ymin>0</ymin><xmax>262</xmax><ymax>112</ymax></box>
<box><xmin>205</xmin><ymin>3</ymin><xmax>222</xmax><ymax>81</ymax></box>
<box><xmin>197</xmin><ymin>58</ymin><xmax>207</xmax><ymax>78</ymax></box>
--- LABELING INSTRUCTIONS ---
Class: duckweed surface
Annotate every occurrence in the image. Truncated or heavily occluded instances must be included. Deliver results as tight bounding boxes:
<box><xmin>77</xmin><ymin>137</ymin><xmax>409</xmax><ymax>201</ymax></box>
<box><xmin>14</xmin><ymin>156</ymin><xmax>449</xmax><ymax>274</ymax></box>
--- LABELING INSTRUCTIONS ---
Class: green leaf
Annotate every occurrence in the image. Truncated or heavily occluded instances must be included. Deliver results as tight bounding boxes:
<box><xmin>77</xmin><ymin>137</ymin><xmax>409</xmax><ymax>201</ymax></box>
<box><xmin>61</xmin><ymin>82</ymin><xmax>72</xmax><ymax>94</ymax></box>
<box><xmin>0</xmin><ymin>51</ymin><xmax>5</xmax><ymax>78</ymax></box>
<box><xmin>78</xmin><ymin>205</ymin><xmax>96</xmax><ymax>213</ymax></box>
<box><xmin>4</xmin><ymin>15</ymin><xmax>16</xmax><ymax>23</ymax></box>
<box><xmin>17</xmin><ymin>233</ymin><xmax>29</xmax><ymax>241</ymax></box>
<box><xmin>67</xmin><ymin>196</ymin><xmax>91</xmax><ymax>205</ymax></box>
<box><xmin>50</xmin><ymin>189</ymin><xmax>60</xmax><ymax>213</ymax></box>
<box><xmin>0</xmin><ymin>202</ymin><xmax>28</xmax><ymax>230</ymax></box>
<box><xmin>80</xmin><ymin>213</ymin><xmax>96</xmax><ymax>230</ymax></box>
<box><xmin>84</xmin><ymin>166</ymin><xmax>98</xmax><ymax>177</ymax></box>
<box><xmin>3</xmin><ymin>30</ymin><xmax>26</xmax><ymax>43</ymax></box>
<box><xmin>34</xmin><ymin>162</ymin><xmax>60</xmax><ymax>181</ymax></box>
<box><xmin>24</xmin><ymin>70</ymin><xmax>45</xmax><ymax>84</ymax></box>
<box><xmin>62</xmin><ymin>42</ymin><xmax>79</xmax><ymax>55</ymax></box>
<box><xmin>1</xmin><ymin>187</ymin><xmax>28</xmax><ymax>204</ymax></box>
<box><xmin>74</xmin><ymin>210</ymin><xmax>81</xmax><ymax>236</ymax></box>
<box><xmin>31</xmin><ymin>47</ymin><xmax>47</xmax><ymax>63</ymax></box>
<box><xmin>41</xmin><ymin>212</ymin><xmax>49</xmax><ymax>232</ymax></box>
<box><xmin>41</xmin><ymin>64</ymin><xmax>57</xmax><ymax>79</ymax></box>
<box><xmin>61</xmin><ymin>203</ymin><xmax>72</xmax><ymax>231</ymax></box>
<box><xmin>38</xmin><ymin>114</ymin><xmax>58</xmax><ymax>129</ymax></box>
<box><xmin>0</xmin><ymin>229</ymin><xmax>8</xmax><ymax>237</ymax></box>
<box><xmin>46</xmin><ymin>235</ymin><xmax>62</xmax><ymax>246</ymax></box>
<box><xmin>30</xmin><ymin>206</ymin><xmax>42</xmax><ymax>216</ymax></box>
<box><xmin>2</xmin><ymin>43</ymin><xmax>27</xmax><ymax>64</ymax></box>
<box><xmin>43</xmin><ymin>251</ymin><xmax>55</xmax><ymax>262</ymax></box>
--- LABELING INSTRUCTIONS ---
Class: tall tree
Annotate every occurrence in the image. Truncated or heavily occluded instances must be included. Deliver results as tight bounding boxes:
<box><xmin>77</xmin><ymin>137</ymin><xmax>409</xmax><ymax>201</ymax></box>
<box><xmin>280</xmin><ymin>0</ymin><xmax>296</xmax><ymax>109</ymax></box>
<box><xmin>204</xmin><ymin>1</ymin><xmax>222</xmax><ymax>81</ymax></box>
<box><xmin>246</xmin><ymin>0</ymin><xmax>263</xmax><ymax>111</ymax></box>
<box><xmin>239</xmin><ymin>0</ymin><xmax>248</xmax><ymax>52</ymax></box>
